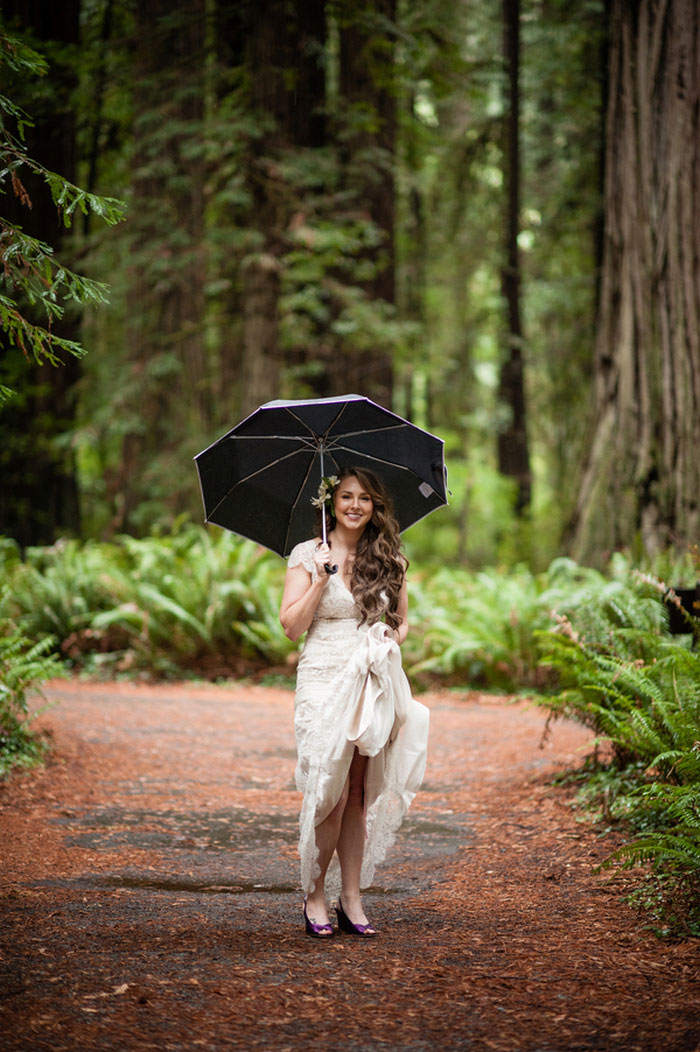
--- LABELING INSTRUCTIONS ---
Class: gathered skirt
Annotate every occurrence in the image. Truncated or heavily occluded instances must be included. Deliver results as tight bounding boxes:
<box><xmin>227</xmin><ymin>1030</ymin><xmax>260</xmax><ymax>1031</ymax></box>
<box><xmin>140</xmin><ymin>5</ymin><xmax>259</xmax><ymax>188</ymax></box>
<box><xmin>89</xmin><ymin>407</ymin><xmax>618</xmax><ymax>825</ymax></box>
<box><xmin>294</xmin><ymin>612</ymin><xmax>429</xmax><ymax>894</ymax></box>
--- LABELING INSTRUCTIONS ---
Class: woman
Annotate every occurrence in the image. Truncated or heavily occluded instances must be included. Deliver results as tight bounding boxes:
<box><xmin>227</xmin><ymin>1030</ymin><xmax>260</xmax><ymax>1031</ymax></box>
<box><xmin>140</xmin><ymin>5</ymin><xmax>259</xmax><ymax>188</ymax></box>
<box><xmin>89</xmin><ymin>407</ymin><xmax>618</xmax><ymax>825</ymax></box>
<box><xmin>280</xmin><ymin>467</ymin><xmax>429</xmax><ymax>938</ymax></box>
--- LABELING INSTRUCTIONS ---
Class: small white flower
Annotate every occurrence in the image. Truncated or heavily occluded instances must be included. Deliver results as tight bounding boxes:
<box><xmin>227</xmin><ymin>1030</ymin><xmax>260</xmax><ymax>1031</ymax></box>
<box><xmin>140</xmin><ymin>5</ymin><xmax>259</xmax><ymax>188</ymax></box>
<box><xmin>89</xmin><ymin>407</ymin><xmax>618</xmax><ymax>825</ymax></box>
<box><xmin>311</xmin><ymin>475</ymin><xmax>339</xmax><ymax>509</ymax></box>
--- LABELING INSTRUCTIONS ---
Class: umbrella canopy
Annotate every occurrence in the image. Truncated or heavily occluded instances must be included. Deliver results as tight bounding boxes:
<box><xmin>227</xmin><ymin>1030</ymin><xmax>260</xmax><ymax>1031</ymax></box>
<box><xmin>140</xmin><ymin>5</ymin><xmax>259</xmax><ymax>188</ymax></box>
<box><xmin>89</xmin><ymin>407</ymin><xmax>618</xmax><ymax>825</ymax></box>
<box><xmin>194</xmin><ymin>394</ymin><xmax>447</xmax><ymax>557</ymax></box>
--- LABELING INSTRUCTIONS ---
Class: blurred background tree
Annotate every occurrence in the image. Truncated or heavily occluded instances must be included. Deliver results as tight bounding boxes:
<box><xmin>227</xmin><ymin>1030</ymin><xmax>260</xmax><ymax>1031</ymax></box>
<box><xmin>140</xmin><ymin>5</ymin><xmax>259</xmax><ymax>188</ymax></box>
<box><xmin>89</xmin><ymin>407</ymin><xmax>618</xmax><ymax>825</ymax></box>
<box><xmin>1</xmin><ymin>0</ymin><xmax>697</xmax><ymax>568</ymax></box>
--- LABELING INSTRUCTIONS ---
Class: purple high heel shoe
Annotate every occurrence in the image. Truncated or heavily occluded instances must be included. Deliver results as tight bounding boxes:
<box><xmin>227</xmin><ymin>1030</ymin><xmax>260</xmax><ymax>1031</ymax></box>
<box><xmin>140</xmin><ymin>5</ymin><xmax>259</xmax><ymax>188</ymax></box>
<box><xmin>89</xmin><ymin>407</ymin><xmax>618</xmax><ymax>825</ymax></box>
<box><xmin>303</xmin><ymin>899</ymin><xmax>334</xmax><ymax>938</ymax></box>
<box><xmin>335</xmin><ymin>896</ymin><xmax>377</xmax><ymax>937</ymax></box>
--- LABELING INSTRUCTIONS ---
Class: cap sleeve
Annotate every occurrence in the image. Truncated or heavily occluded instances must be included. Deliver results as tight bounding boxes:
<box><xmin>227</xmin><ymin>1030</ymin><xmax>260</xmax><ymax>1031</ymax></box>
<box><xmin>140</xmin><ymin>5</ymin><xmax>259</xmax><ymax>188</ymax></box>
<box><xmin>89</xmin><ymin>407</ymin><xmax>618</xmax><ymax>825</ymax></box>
<box><xmin>288</xmin><ymin>539</ymin><xmax>317</xmax><ymax>576</ymax></box>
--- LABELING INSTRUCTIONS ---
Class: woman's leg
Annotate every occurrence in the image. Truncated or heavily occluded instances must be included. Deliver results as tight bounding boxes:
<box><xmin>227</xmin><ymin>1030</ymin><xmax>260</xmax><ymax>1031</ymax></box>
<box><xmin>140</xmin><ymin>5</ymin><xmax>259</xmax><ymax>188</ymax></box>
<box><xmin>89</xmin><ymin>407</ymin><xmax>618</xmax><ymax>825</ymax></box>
<box><xmin>336</xmin><ymin>748</ymin><xmax>374</xmax><ymax>927</ymax></box>
<box><xmin>304</xmin><ymin>779</ymin><xmax>349</xmax><ymax>926</ymax></box>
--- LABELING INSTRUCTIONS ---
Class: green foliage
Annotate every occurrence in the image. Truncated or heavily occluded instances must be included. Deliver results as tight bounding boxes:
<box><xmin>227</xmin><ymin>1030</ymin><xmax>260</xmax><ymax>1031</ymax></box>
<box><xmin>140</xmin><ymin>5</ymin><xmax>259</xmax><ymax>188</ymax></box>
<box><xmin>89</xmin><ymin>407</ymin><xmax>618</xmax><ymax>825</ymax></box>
<box><xmin>405</xmin><ymin>563</ymin><xmax>547</xmax><ymax>688</ymax></box>
<box><xmin>0</xmin><ymin>22</ymin><xmax>126</xmax><ymax>404</ymax></box>
<box><xmin>4</xmin><ymin>525</ymin><xmax>295</xmax><ymax>678</ymax></box>
<box><xmin>0</xmin><ymin>587</ymin><xmax>63</xmax><ymax>776</ymax></box>
<box><xmin>402</xmin><ymin>551</ymin><xmax>662</xmax><ymax>691</ymax></box>
<box><xmin>8</xmin><ymin>527</ymin><xmax>680</xmax><ymax>703</ymax></box>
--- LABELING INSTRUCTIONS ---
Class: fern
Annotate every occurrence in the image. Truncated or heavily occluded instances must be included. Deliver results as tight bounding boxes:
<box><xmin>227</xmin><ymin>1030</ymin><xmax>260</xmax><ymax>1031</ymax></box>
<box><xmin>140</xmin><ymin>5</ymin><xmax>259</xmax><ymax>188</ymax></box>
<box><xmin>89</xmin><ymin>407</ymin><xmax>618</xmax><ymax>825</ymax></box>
<box><xmin>0</xmin><ymin>612</ymin><xmax>63</xmax><ymax>776</ymax></box>
<box><xmin>536</xmin><ymin>554</ymin><xmax>700</xmax><ymax>936</ymax></box>
<box><xmin>602</xmin><ymin>781</ymin><xmax>700</xmax><ymax>935</ymax></box>
<box><xmin>3</xmin><ymin>525</ymin><xmax>296</xmax><ymax>675</ymax></box>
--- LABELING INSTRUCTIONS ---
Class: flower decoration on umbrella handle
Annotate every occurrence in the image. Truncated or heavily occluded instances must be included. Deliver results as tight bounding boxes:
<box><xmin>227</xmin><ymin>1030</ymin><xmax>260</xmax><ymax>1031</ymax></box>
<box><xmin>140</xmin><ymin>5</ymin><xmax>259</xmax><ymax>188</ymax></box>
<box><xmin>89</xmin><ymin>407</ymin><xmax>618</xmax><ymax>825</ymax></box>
<box><xmin>311</xmin><ymin>475</ymin><xmax>339</xmax><ymax>574</ymax></box>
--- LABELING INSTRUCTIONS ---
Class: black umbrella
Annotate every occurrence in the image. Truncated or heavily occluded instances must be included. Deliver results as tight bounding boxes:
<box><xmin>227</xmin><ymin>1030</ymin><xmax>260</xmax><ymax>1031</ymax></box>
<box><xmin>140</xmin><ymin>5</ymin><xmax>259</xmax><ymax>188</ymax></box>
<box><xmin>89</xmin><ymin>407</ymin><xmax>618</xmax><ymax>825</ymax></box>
<box><xmin>194</xmin><ymin>394</ymin><xmax>447</xmax><ymax>559</ymax></box>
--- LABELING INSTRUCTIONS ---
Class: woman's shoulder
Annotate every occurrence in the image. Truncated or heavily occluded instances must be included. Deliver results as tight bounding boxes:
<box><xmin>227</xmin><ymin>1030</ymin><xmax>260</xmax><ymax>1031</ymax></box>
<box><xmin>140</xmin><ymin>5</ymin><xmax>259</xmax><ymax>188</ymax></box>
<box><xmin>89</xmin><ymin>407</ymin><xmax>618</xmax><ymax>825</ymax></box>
<box><xmin>288</xmin><ymin>538</ymin><xmax>320</xmax><ymax>572</ymax></box>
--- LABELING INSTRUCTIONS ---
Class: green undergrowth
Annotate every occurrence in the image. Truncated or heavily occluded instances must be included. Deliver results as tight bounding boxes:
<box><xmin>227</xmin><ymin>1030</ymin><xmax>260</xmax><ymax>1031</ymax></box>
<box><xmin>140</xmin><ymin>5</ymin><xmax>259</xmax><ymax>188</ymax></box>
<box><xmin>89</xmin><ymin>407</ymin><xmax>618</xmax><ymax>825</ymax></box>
<box><xmin>0</xmin><ymin>584</ymin><xmax>64</xmax><ymax>777</ymax></box>
<box><xmin>536</xmin><ymin>554</ymin><xmax>700</xmax><ymax>939</ymax></box>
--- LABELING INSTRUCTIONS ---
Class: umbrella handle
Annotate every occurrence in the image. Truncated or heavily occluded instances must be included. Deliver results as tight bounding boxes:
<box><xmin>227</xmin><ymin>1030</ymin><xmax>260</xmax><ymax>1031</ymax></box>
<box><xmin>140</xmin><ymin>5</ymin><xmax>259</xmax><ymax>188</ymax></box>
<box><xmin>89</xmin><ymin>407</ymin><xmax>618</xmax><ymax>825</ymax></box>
<box><xmin>319</xmin><ymin>462</ymin><xmax>338</xmax><ymax>573</ymax></box>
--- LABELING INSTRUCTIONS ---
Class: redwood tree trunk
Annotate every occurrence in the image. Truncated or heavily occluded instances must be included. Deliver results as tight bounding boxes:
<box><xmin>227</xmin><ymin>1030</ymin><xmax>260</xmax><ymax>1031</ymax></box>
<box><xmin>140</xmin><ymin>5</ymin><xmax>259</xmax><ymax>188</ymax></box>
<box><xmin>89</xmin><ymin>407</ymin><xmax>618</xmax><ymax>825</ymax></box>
<box><xmin>237</xmin><ymin>0</ymin><xmax>327</xmax><ymax>418</ymax></box>
<box><xmin>333</xmin><ymin>0</ymin><xmax>396</xmax><ymax>407</ymax></box>
<box><xmin>569</xmin><ymin>0</ymin><xmax>700</xmax><ymax>560</ymax></box>
<box><xmin>498</xmin><ymin>0</ymin><xmax>531</xmax><ymax>515</ymax></box>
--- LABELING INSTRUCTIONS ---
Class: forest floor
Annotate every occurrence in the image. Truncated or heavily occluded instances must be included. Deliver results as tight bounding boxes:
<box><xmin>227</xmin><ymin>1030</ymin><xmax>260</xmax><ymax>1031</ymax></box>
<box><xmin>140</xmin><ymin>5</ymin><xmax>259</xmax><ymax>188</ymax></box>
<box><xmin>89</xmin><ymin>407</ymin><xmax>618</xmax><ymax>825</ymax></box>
<box><xmin>1</xmin><ymin>678</ymin><xmax>699</xmax><ymax>1052</ymax></box>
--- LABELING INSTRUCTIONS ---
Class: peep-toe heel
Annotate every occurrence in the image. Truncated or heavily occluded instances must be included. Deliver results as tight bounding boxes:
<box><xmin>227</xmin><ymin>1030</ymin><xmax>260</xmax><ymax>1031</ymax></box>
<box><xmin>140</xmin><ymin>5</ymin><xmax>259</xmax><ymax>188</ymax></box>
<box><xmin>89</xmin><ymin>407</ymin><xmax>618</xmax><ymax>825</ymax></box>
<box><xmin>303</xmin><ymin>899</ymin><xmax>334</xmax><ymax>938</ymax></box>
<box><xmin>335</xmin><ymin>896</ymin><xmax>377</xmax><ymax>937</ymax></box>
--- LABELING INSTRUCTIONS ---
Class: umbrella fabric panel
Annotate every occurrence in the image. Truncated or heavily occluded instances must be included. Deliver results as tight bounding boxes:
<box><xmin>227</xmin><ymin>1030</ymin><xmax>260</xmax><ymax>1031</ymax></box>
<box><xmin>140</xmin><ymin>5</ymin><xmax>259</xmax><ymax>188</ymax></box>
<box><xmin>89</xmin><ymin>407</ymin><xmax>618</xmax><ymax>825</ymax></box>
<box><xmin>210</xmin><ymin>476</ymin><xmax>311</xmax><ymax>555</ymax></box>
<box><xmin>195</xmin><ymin>434</ymin><xmax>300</xmax><ymax>521</ymax></box>
<box><xmin>198</xmin><ymin>446</ymin><xmax>320</xmax><ymax>555</ymax></box>
<box><xmin>194</xmin><ymin>435</ymin><xmax>302</xmax><ymax>522</ymax></box>
<box><xmin>236</xmin><ymin>399</ymin><xmax>351</xmax><ymax>441</ymax></box>
<box><xmin>329</xmin><ymin>427</ymin><xmax>443</xmax><ymax>486</ymax></box>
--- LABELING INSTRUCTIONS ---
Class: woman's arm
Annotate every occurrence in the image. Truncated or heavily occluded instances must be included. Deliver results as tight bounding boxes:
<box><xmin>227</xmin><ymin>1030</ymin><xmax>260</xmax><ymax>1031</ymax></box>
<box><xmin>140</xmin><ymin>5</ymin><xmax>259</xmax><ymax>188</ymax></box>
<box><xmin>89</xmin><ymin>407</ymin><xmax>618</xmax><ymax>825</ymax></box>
<box><xmin>279</xmin><ymin>543</ymin><xmax>331</xmax><ymax>641</ymax></box>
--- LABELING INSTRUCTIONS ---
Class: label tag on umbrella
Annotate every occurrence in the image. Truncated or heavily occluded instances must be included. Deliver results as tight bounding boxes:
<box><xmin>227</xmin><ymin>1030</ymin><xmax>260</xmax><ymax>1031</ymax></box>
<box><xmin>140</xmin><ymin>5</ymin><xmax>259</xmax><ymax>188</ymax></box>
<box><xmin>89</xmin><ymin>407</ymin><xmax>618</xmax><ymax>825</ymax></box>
<box><xmin>418</xmin><ymin>482</ymin><xmax>435</xmax><ymax>498</ymax></box>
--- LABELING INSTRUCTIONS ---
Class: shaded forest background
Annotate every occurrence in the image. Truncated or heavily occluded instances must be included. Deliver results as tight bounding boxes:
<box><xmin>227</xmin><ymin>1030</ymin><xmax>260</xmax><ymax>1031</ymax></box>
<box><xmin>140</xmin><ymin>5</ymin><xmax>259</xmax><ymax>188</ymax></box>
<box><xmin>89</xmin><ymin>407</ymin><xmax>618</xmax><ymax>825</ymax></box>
<box><xmin>1</xmin><ymin>0</ymin><xmax>699</xmax><ymax>570</ymax></box>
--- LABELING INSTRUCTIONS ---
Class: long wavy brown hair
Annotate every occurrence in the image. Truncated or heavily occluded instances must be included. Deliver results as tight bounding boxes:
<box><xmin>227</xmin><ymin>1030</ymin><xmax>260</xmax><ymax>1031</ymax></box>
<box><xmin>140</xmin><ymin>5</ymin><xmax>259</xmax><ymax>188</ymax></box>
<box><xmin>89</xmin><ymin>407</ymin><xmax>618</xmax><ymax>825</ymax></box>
<box><xmin>316</xmin><ymin>467</ymin><xmax>407</xmax><ymax>630</ymax></box>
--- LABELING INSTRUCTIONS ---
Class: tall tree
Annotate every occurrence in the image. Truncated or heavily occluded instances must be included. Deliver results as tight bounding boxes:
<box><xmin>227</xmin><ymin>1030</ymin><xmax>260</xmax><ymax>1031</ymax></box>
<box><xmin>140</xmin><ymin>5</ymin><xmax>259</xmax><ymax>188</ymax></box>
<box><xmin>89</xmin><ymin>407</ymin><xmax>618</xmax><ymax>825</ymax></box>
<box><xmin>331</xmin><ymin>0</ymin><xmax>397</xmax><ymax>406</ymax></box>
<box><xmin>521</xmin><ymin>0</ymin><xmax>606</xmax><ymax>545</ymax></box>
<box><xmin>568</xmin><ymin>0</ymin><xmax>700</xmax><ymax>560</ymax></box>
<box><xmin>498</xmin><ymin>0</ymin><xmax>531</xmax><ymax>515</ymax></box>
<box><xmin>238</xmin><ymin>0</ymin><xmax>327</xmax><ymax>417</ymax></box>
<box><xmin>113</xmin><ymin>0</ymin><xmax>207</xmax><ymax>531</ymax></box>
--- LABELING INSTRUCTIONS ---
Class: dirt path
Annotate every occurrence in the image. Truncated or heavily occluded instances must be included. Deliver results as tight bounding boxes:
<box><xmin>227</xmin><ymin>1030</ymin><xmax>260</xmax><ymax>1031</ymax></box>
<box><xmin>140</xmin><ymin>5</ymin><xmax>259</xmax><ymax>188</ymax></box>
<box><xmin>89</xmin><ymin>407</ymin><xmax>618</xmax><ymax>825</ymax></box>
<box><xmin>1</xmin><ymin>679</ymin><xmax>698</xmax><ymax>1052</ymax></box>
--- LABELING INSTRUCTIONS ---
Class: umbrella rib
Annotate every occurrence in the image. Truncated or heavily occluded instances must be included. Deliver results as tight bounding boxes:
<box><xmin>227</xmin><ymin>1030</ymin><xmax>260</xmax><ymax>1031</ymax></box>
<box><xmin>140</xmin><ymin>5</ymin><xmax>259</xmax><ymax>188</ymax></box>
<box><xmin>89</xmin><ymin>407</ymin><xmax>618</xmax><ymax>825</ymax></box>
<box><xmin>318</xmin><ymin>401</ymin><xmax>353</xmax><ymax>449</ymax></box>
<box><xmin>282</xmin><ymin>452</ymin><xmax>320</xmax><ymax>555</ymax></box>
<box><xmin>204</xmin><ymin>447</ymin><xmax>312</xmax><ymax>522</ymax></box>
<box><xmin>282</xmin><ymin>407</ymin><xmax>329</xmax><ymax>443</ymax></box>
<box><xmin>328</xmin><ymin>444</ymin><xmax>432</xmax><ymax>480</ymax></box>
<box><xmin>225</xmin><ymin>433</ymin><xmax>318</xmax><ymax>446</ymax></box>
<box><xmin>328</xmin><ymin>423</ymin><xmax>409</xmax><ymax>443</ymax></box>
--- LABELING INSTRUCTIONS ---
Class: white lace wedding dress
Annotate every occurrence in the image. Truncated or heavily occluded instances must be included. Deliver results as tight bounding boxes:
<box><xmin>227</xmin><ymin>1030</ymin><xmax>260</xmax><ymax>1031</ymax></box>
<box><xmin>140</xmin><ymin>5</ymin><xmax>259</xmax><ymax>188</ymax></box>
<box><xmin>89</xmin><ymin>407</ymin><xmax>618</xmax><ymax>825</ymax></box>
<box><xmin>288</xmin><ymin>538</ymin><xmax>430</xmax><ymax>894</ymax></box>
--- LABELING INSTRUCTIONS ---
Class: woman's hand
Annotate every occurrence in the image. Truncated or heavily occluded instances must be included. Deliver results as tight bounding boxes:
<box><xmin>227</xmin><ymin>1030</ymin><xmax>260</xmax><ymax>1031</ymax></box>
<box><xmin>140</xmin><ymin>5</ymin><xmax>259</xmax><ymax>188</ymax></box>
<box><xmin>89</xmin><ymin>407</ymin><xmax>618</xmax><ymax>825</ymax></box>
<box><xmin>312</xmin><ymin>542</ymin><xmax>333</xmax><ymax>578</ymax></box>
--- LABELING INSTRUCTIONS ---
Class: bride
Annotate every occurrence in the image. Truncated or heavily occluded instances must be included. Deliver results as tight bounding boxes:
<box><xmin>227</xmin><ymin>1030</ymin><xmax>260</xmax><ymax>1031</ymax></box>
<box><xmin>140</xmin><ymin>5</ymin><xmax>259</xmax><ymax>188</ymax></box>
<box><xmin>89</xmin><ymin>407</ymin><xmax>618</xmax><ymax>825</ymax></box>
<box><xmin>280</xmin><ymin>467</ymin><xmax>429</xmax><ymax>938</ymax></box>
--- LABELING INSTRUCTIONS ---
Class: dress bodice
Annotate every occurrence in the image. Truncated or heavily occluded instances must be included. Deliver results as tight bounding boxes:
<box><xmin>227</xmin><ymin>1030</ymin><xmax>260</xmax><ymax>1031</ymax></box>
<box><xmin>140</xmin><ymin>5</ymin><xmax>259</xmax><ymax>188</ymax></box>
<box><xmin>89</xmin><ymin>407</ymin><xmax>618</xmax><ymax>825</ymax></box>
<box><xmin>288</xmin><ymin>539</ymin><xmax>364</xmax><ymax>686</ymax></box>
<box><xmin>314</xmin><ymin>571</ymin><xmax>359</xmax><ymax>621</ymax></box>
<box><xmin>288</xmin><ymin>538</ymin><xmax>360</xmax><ymax>623</ymax></box>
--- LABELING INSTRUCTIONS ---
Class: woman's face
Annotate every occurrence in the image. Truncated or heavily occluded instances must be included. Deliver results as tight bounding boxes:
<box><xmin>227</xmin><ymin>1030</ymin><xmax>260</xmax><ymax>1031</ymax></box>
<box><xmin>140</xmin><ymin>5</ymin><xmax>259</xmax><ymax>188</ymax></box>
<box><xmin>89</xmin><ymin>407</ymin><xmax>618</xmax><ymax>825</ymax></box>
<box><xmin>333</xmin><ymin>475</ymin><xmax>374</xmax><ymax>534</ymax></box>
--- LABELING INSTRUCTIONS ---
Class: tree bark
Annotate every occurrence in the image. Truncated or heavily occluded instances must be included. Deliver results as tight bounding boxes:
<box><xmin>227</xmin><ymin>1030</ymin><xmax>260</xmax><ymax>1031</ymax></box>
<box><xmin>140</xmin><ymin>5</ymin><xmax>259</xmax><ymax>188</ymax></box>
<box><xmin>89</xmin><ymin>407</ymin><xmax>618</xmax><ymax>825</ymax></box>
<box><xmin>498</xmin><ymin>0</ymin><xmax>531</xmax><ymax>514</ymax></box>
<box><xmin>236</xmin><ymin>0</ymin><xmax>327</xmax><ymax>418</ymax></box>
<box><xmin>568</xmin><ymin>0</ymin><xmax>700</xmax><ymax>561</ymax></box>
<box><xmin>331</xmin><ymin>0</ymin><xmax>396</xmax><ymax>407</ymax></box>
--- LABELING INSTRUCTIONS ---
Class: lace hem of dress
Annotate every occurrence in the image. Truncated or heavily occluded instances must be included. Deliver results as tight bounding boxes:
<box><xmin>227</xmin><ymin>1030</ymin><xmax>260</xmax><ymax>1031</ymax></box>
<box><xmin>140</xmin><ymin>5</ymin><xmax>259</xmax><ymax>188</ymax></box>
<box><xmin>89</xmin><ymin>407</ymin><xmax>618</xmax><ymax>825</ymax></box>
<box><xmin>297</xmin><ymin>747</ymin><xmax>420</xmax><ymax>897</ymax></box>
